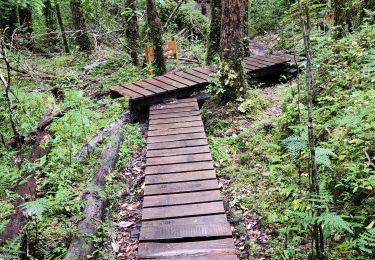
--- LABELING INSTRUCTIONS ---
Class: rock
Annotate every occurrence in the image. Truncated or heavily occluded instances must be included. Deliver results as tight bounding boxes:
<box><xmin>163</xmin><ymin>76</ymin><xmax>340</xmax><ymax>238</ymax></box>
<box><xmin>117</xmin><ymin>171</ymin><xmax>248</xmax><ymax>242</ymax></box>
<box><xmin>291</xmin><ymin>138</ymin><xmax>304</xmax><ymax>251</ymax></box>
<box><xmin>116</xmin><ymin>221</ymin><xmax>134</xmax><ymax>228</ymax></box>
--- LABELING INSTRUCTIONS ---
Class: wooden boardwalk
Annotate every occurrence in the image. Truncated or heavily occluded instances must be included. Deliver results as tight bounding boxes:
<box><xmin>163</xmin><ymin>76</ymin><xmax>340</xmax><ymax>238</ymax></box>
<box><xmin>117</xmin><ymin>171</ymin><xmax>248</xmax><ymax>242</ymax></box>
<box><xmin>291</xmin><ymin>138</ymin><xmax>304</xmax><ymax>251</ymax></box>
<box><xmin>110</xmin><ymin>54</ymin><xmax>294</xmax><ymax>110</ymax></box>
<box><xmin>138</xmin><ymin>97</ymin><xmax>237</xmax><ymax>259</ymax></box>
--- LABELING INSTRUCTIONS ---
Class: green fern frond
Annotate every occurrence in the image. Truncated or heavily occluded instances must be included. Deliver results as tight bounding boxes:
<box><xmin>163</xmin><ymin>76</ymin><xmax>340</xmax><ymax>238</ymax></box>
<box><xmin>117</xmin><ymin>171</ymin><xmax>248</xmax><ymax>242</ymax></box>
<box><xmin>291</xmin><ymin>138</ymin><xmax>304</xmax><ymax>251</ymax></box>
<box><xmin>358</xmin><ymin>228</ymin><xmax>375</xmax><ymax>254</ymax></box>
<box><xmin>318</xmin><ymin>211</ymin><xmax>353</xmax><ymax>235</ymax></box>
<box><xmin>316</xmin><ymin>147</ymin><xmax>337</xmax><ymax>168</ymax></box>
<box><xmin>282</xmin><ymin>134</ymin><xmax>308</xmax><ymax>154</ymax></box>
<box><xmin>20</xmin><ymin>199</ymin><xmax>48</xmax><ymax>220</ymax></box>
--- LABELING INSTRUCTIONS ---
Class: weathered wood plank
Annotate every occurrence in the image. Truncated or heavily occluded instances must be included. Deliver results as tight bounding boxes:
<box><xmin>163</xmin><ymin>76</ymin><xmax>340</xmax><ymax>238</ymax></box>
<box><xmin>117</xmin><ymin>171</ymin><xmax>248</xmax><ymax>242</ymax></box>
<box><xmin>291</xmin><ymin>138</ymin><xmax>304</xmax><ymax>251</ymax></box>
<box><xmin>192</xmin><ymin>67</ymin><xmax>214</xmax><ymax>76</ymax></box>
<box><xmin>148</xmin><ymin>121</ymin><xmax>203</xmax><ymax>131</ymax></box>
<box><xmin>149</xmin><ymin>110</ymin><xmax>200</xmax><ymax>120</ymax></box>
<box><xmin>139</xmin><ymin>222</ymin><xmax>232</xmax><ymax>241</ymax></box>
<box><xmin>134</xmin><ymin>81</ymin><xmax>166</xmax><ymax>94</ymax></box>
<box><xmin>147</xmin><ymin>139</ymin><xmax>208</xmax><ymax>150</ymax></box>
<box><xmin>123</xmin><ymin>83</ymin><xmax>155</xmax><ymax>96</ymax></box>
<box><xmin>150</xmin><ymin>115</ymin><xmax>202</xmax><ymax>125</ymax></box>
<box><xmin>245</xmin><ymin>57</ymin><xmax>276</xmax><ymax>66</ymax></box>
<box><xmin>144</xmin><ymin>179</ymin><xmax>218</xmax><ymax>195</ymax></box>
<box><xmin>147</xmin><ymin>132</ymin><xmax>206</xmax><ymax>144</ymax></box>
<box><xmin>149</xmin><ymin>105</ymin><xmax>198</xmax><ymax>115</ymax></box>
<box><xmin>244</xmin><ymin>59</ymin><xmax>267</xmax><ymax>68</ymax></box>
<box><xmin>109</xmin><ymin>86</ymin><xmax>143</xmax><ymax>99</ymax></box>
<box><xmin>143</xmin><ymin>190</ymin><xmax>222</xmax><ymax>208</ymax></box>
<box><xmin>164</xmin><ymin>74</ymin><xmax>197</xmax><ymax>86</ymax></box>
<box><xmin>150</xmin><ymin>101</ymin><xmax>198</xmax><ymax>111</ymax></box>
<box><xmin>144</xmin><ymin>169</ymin><xmax>216</xmax><ymax>185</ymax></box>
<box><xmin>153</xmin><ymin>76</ymin><xmax>187</xmax><ymax>89</ymax></box>
<box><xmin>148</xmin><ymin>126</ymin><xmax>205</xmax><ymax>137</ymax></box>
<box><xmin>147</xmin><ymin>153</ymin><xmax>212</xmax><ymax>166</ymax></box>
<box><xmin>174</xmin><ymin>71</ymin><xmax>207</xmax><ymax>84</ymax></box>
<box><xmin>145</xmin><ymin>161</ymin><xmax>214</xmax><ymax>175</ymax></box>
<box><xmin>147</xmin><ymin>146</ymin><xmax>210</xmax><ymax>157</ymax></box>
<box><xmin>185</xmin><ymin>69</ymin><xmax>211</xmax><ymax>80</ymax></box>
<box><xmin>144</xmin><ymin>78</ymin><xmax>177</xmax><ymax>91</ymax></box>
<box><xmin>142</xmin><ymin>201</ymin><xmax>225</xmax><ymax>220</ymax></box>
<box><xmin>138</xmin><ymin>238</ymin><xmax>236</xmax><ymax>259</ymax></box>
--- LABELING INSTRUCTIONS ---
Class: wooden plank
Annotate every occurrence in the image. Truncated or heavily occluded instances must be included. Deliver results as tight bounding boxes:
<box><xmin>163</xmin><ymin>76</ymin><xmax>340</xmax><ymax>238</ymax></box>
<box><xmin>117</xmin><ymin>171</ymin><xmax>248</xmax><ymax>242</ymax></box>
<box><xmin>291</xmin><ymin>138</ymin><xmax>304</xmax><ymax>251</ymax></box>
<box><xmin>147</xmin><ymin>139</ymin><xmax>208</xmax><ymax>150</ymax></box>
<box><xmin>153</xmin><ymin>76</ymin><xmax>187</xmax><ymax>89</ymax></box>
<box><xmin>139</xmin><ymin>222</ymin><xmax>232</xmax><ymax>241</ymax></box>
<box><xmin>253</xmin><ymin>55</ymin><xmax>287</xmax><ymax>64</ymax></box>
<box><xmin>147</xmin><ymin>153</ymin><xmax>212</xmax><ymax>166</ymax></box>
<box><xmin>145</xmin><ymin>161</ymin><xmax>214</xmax><ymax>175</ymax></box>
<box><xmin>123</xmin><ymin>83</ymin><xmax>155</xmax><ymax>96</ymax></box>
<box><xmin>244</xmin><ymin>59</ymin><xmax>266</xmax><ymax>68</ymax></box>
<box><xmin>176</xmin><ymin>255</ymin><xmax>238</xmax><ymax>260</ymax></box>
<box><xmin>141</xmin><ymin>214</ymin><xmax>228</xmax><ymax>226</ymax></box>
<box><xmin>133</xmin><ymin>81</ymin><xmax>166</xmax><ymax>94</ymax></box>
<box><xmin>147</xmin><ymin>145</ymin><xmax>210</xmax><ymax>157</ymax></box>
<box><xmin>144</xmin><ymin>78</ymin><xmax>177</xmax><ymax>91</ymax></box>
<box><xmin>243</xmin><ymin>63</ymin><xmax>260</xmax><ymax>71</ymax></box>
<box><xmin>149</xmin><ymin>106</ymin><xmax>198</xmax><ymax>115</ymax></box>
<box><xmin>164</xmin><ymin>74</ymin><xmax>197</xmax><ymax>86</ymax></box>
<box><xmin>142</xmin><ymin>201</ymin><xmax>225</xmax><ymax>220</ymax></box>
<box><xmin>174</xmin><ymin>71</ymin><xmax>207</xmax><ymax>84</ymax></box>
<box><xmin>138</xmin><ymin>238</ymin><xmax>236</xmax><ymax>259</ymax></box>
<box><xmin>148</xmin><ymin>132</ymin><xmax>206</xmax><ymax>144</ymax></box>
<box><xmin>149</xmin><ymin>110</ymin><xmax>200</xmax><ymax>120</ymax></box>
<box><xmin>185</xmin><ymin>69</ymin><xmax>211</xmax><ymax>80</ymax></box>
<box><xmin>144</xmin><ymin>179</ymin><xmax>218</xmax><ymax>195</ymax></box>
<box><xmin>268</xmin><ymin>54</ymin><xmax>291</xmax><ymax>62</ymax></box>
<box><xmin>144</xmin><ymin>170</ymin><xmax>216</xmax><ymax>185</ymax></box>
<box><xmin>109</xmin><ymin>86</ymin><xmax>143</xmax><ymax>99</ymax></box>
<box><xmin>148</xmin><ymin>120</ymin><xmax>203</xmax><ymax>131</ymax></box>
<box><xmin>245</xmin><ymin>57</ymin><xmax>276</xmax><ymax>66</ymax></box>
<box><xmin>192</xmin><ymin>67</ymin><xmax>214</xmax><ymax>76</ymax></box>
<box><xmin>143</xmin><ymin>191</ymin><xmax>222</xmax><ymax>207</ymax></box>
<box><xmin>148</xmin><ymin>126</ymin><xmax>205</xmax><ymax>137</ymax></box>
<box><xmin>150</xmin><ymin>115</ymin><xmax>202</xmax><ymax>124</ymax></box>
<box><xmin>150</xmin><ymin>101</ymin><xmax>198</xmax><ymax>111</ymax></box>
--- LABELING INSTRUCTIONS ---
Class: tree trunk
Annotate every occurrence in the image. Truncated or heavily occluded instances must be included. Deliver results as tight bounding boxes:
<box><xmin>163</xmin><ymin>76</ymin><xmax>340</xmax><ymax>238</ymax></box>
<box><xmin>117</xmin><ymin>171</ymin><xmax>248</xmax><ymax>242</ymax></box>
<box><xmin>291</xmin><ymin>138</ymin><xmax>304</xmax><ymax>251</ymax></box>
<box><xmin>146</xmin><ymin>0</ymin><xmax>167</xmax><ymax>76</ymax></box>
<box><xmin>70</xmin><ymin>0</ymin><xmax>92</xmax><ymax>52</ymax></box>
<box><xmin>125</xmin><ymin>0</ymin><xmax>140</xmax><ymax>66</ymax></box>
<box><xmin>56</xmin><ymin>3</ymin><xmax>70</xmax><ymax>53</ymax></box>
<box><xmin>206</xmin><ymin>0</ymin><xmax>221</xmax><ymax>65</ymax></box>
<box><xmin>243</xmin><ymin>0</ymin><xmax>250</xmax><ymax>56</ymax></box>
<box><xmin>219</xmin><ymin>0</ymin><xmax>248</xmax><ymax>99</ymax></box>
<box><xmin>18</xmin><ymin>4</ymin><xmax>34</xmax><ymax>50</ymax></box>
<box><xmin>43</xmin><ymin>0</ymin><xmax>59</xmax><ymax>48</ymax></box>
<box><xmin>297</xmin><ymin>1</ymin><xmax>324</xmax><ymax>258</ymax></box>
<box><xmin>65</xmin><ymin>130</ymin><xmax>124</xmax><ymax>260</ymax></box>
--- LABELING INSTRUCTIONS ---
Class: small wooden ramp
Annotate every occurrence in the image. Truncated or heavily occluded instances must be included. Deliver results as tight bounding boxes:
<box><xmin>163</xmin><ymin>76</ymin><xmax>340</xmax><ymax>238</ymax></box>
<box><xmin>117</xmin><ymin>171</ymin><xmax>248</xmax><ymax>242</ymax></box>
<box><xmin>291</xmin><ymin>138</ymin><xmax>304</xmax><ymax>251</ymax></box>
<box><xmin>138</xmin><ymin>98</ymin><xmax>237</xmax><ymax>259</ymax></box>
<box><xmin>110</xmin><ymin>54</ymin><xmax>296</xmax><ymax>110</ymax></box>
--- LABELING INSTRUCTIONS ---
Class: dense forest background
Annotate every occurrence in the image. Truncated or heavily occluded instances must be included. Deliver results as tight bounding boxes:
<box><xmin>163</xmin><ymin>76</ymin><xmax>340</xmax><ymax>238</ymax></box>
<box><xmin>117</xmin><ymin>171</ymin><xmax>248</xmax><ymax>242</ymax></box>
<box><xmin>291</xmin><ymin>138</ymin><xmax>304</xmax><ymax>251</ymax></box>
<box><xmin>0</xmin><ymin>0</ymin><xmax>374</xmax><ymax>259</ymax></box>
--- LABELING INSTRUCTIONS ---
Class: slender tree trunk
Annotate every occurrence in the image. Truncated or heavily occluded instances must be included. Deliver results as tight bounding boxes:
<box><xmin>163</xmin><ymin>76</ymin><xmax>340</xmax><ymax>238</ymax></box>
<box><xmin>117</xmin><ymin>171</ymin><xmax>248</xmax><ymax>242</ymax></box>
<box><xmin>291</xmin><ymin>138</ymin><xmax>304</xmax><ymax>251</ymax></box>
<box><xmin>70</xmin><ymin>0</ymin><xmax>92</xmax><ymax>52</ymax></box>
<box><xmin>125</xmin><ymin>0</ymin><xmax>140</xmax><ymax>66</ymax></box>
<box><xmin>243</xmin><ymin>0</ymin><xmax>250</xmax><ymax>56</ymax></box>
<box><xmin>297</xmin><ymin>1</ymin><xmax>324</xmax><ymax>258</ymax></box>
<box><xmin>206</xmin><ymin>0</ymin><xmax>221</xmax><ymax>65</ymax></box>
<box><xmin>146</xmin><ymin>0</ymin><xmax>166</xmax><ymax>75</ymax></box>
<box><xmin>44</xmin><ymin>0</ymin><xmax>59</xmax><ymax>48</ymax></box>
<box><xmin>18</xmin><ymin>4</ymin><xmax>34</xmax><ymax>50</ymax></box>
<box><xmin>56</xmin><ymin>3</ymin><xmax>70</xmax><ymax>53</ymax></box>
<box><xmin>219</xmin><ymin>0</ymin><xmax>248</xmax><ymax>100</ymax></box>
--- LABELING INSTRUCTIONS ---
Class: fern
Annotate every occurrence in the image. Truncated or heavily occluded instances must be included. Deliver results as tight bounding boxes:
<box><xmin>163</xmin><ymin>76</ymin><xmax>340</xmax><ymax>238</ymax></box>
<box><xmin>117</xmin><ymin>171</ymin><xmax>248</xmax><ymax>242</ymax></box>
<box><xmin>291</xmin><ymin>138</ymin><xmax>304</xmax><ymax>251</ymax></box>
<box><xmin>363</xmin><ymin>49</ymin><xmax>375</xmax><ymax>74</ymax></box>
<box><xmin>315</xmin><ymin>147</ymin><xmax>336</xmax><ymax>168</ymax></box>
<box><xmin>357</xmin><ymin>228</ymin><xmax>375</xmax><ymax>254</ymax></box>
<box><xmin>20</xmin><ymin>199</ymin><xmax>48</xmax><ymax>220</ymax></box>
<box><xmin>317</xmin><ymin>211</ymin><xmax>353</xmax><ymax>236</ymax></box>
<box><xmin>282</xmin><ymin>134</ymin><xmax>307</xmax><ymax>154</ymax></box>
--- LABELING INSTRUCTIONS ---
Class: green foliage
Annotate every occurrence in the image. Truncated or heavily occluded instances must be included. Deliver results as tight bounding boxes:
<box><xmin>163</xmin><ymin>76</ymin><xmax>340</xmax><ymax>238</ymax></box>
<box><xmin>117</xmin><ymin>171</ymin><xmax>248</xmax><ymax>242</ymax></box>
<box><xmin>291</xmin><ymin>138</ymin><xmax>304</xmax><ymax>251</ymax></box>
<box><xmin>238</xmin><ymin>89</ymin><xmax>270</xmax><ymax>119</ymax></box>
<box><xmin>357</xmin><ymin>228</ymin><xmax>375</xmax><ymax>254</ymax></box>
<box><xmin>21</xmin><ymin>198</ymin><xmax>48</xmax><ymax>220</ymax></box>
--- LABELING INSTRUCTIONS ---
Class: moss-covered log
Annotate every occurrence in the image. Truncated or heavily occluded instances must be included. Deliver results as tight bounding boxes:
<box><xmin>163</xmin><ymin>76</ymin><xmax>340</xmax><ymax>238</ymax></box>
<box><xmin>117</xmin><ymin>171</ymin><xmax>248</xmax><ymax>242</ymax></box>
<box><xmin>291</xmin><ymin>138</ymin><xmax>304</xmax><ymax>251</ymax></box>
<box><xmin>64</xmin><ymin>130</ymin><xmax>124</xmax><ymax>260</ymax></box>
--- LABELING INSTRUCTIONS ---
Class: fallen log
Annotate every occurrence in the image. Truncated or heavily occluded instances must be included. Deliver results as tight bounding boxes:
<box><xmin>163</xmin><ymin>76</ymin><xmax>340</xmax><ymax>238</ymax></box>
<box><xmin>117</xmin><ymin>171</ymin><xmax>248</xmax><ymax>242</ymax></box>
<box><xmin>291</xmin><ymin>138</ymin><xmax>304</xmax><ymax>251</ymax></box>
<box><xmin>74</xmin><ymin>112</ymin><xmax>132</xmax><ymax>161</ymax></box>
<box><xmin>65</xmin><ymin>129</ymin><xmax>124</xmax><ymax>260</ymax></box>
<box><xmin>36</xmin><ymin>107</ymin><xmax>70</xmax><ymax>131</ymax></box>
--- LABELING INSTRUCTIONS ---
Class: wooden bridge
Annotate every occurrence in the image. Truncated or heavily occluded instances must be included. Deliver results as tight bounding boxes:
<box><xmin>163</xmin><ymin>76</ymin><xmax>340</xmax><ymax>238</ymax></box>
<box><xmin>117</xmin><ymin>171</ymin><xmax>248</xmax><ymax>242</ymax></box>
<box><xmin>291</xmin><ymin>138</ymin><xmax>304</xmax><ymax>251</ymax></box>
<box><xmin>110</xmin><ymin>54</ymin><xmax>296</xmax><ymax>111</ymax></box>
<box><xmin>138</xmin><ymin>98</ymin><xmax>237</xmax><ymax>259</ymax></box>
<box><xmin>109</xmin><ymin>54</ymin><xmax>299</xmax><ymax>259</ymax></box>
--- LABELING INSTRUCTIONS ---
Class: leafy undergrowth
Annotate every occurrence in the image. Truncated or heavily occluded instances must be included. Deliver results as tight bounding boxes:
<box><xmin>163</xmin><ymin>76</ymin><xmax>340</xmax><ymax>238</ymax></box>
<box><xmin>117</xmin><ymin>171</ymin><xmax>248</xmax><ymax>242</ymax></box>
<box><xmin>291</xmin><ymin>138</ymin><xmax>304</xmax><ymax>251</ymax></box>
<box><xmin>203</xmin><ymin>25</ymin><xmax>375</xmax><ymax>259</ymax></box>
